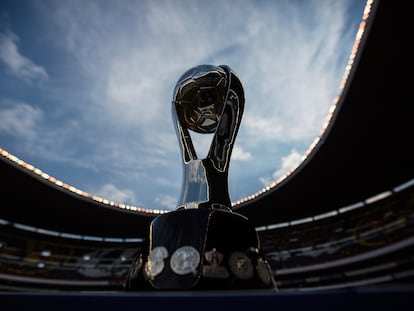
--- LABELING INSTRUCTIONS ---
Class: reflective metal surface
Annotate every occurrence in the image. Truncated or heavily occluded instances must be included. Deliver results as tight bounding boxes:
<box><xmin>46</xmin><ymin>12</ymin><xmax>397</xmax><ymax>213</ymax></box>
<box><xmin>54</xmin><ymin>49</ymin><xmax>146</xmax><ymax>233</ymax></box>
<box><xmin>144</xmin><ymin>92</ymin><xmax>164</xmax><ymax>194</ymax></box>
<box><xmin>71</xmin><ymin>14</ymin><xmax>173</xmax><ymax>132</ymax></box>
<box><xmin>124</xmin><ymin>65</ymin><xmax>276</xmax><ymax>291</ymax></box>
<box><xmin>144</xmin><ymin>246</ymin><xmax>169</xmax><ymax>280</ymax></box>
<box><xmin>228</xmin><ymin>251</ymin><xmax>254</xmax><ymax>280</ymax></box>
<box><xmin>203</xmin><ymin>248</ymin><xmax>230</xmax><ymax>279</ymax></box>
<box><xmin>172</xmin><ymin>64</ymin><xmax>245</xmax><ymax>210</ymax></box>
<box><xmin>170</xmin><ymin>246</ymin><xmax>200</xmax><ymax>275</ymax></box>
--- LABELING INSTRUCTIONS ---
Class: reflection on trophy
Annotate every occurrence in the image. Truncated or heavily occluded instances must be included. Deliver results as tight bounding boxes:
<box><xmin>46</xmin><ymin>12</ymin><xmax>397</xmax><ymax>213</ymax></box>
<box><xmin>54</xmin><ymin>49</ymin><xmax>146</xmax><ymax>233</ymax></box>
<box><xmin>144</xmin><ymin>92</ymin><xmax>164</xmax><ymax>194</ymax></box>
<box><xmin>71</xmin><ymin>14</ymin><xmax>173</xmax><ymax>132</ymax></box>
<box><xmin>124</xmin><ymin>65</ymin><xmax>277</xmax><ymax>290</ymax></box>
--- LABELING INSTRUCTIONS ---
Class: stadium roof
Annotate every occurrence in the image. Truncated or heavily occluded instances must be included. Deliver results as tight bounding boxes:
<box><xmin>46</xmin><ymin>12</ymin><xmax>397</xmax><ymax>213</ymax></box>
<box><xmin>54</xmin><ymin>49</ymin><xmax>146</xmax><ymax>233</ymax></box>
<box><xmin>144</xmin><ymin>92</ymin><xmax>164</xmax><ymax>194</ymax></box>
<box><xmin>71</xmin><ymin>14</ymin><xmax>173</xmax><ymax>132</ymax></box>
<box><xmin>0</xmin><ymin>0</ymin><xmax>411</xmax><ymax>237</ymax></box>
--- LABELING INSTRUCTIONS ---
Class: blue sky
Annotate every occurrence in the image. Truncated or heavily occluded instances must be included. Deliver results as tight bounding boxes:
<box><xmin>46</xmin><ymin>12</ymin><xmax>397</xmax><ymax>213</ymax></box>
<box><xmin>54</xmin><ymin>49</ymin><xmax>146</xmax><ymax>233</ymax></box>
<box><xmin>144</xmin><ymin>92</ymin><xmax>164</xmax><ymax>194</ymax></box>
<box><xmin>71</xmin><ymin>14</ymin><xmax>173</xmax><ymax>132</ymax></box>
<box><xmin>0</xmin><ymin>0</ymin><xmax>366</xmax><ymax>211</ymax></box>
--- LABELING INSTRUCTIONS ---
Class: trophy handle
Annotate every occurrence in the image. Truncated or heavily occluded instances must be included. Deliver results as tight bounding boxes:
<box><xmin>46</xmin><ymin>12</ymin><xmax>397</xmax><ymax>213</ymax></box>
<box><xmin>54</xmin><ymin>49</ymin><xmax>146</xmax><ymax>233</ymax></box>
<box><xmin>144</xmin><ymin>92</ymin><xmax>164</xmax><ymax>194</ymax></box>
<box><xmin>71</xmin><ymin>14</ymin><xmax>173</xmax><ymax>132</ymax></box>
<box><xmin>172</xmin><ymin>102</ymin><xmax>198</xmax><ymax>163</ymax></box>
<box><xmin>208</xmin><ymin>65</ymin><xmax>245</xmax><ymax>172</ymax></box>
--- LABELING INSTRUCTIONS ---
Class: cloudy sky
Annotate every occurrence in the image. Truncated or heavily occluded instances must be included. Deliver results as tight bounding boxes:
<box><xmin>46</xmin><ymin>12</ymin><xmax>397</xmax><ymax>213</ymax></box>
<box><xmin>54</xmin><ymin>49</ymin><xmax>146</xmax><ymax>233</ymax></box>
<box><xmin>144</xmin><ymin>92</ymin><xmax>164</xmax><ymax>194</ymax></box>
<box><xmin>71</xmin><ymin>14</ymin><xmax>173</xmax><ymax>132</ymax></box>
<box><xmin>0</xmin><ymin>0</ymin><xmax>366</xmax><ymax>211</ymax></box>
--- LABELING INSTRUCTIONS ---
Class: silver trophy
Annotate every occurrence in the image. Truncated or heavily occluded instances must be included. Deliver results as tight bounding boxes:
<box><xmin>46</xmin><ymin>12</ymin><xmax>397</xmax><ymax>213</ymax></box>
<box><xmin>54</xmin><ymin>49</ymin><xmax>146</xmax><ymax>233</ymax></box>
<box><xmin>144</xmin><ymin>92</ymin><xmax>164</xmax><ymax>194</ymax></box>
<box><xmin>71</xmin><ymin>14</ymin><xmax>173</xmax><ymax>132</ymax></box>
<box><xmin>124</xmin><ymin>65</ymin><xmax>276</xmax><ymax>291</ymax></box>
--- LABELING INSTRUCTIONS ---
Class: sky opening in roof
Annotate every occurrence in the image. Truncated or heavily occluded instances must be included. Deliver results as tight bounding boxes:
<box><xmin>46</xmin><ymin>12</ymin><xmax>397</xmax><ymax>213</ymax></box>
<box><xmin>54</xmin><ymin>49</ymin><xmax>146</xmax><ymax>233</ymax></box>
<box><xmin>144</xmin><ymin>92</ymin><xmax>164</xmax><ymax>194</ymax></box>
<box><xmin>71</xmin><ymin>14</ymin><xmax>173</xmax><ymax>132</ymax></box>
<box><xmin>0</xmin><ymin>0</ymin><xmax>366</xmax><ymax>211</ymax></box>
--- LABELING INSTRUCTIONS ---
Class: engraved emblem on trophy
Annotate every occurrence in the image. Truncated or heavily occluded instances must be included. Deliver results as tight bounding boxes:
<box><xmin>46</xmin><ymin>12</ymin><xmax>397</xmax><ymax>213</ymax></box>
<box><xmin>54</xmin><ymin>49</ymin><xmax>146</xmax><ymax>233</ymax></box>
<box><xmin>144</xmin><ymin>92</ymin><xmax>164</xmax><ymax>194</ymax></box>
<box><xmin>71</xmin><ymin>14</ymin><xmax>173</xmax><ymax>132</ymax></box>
<box><xmin>124</xmin><ymin>65</ymin><xmax>276</xmax><ymax>291</ymax></box>
<box><xmin>203</xmin><ymin>248</ymin><xmax>229</xmax><ymax>279</ymax></box>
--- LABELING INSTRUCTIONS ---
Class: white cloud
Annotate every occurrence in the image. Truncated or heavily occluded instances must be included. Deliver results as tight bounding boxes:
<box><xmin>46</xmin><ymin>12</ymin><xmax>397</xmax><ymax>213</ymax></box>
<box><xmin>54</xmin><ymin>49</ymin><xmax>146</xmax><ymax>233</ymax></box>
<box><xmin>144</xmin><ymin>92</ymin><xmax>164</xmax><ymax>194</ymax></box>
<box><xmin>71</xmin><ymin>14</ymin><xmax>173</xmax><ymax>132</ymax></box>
<box><xmin>234</xmin><ymin>1</ymin><xmax>351</xmax><ymax>146</ymax></box>
<box><xmin>243</xmin><ymin>115</ymin><xmax>284</xmax><ymax>142</ymax></box>
<box><xmin>155</xmin><ymin>195</ymin><xmax>178</xmax><ymax>211</ymax></box>
<box><xmin>260</xmin><ymin>149</ymin><xmax>303</xmax><ymax>186</ymax></box>
<box><xmin>0</xmin><ymin>100</ymin><xmax>43</xmax><ymax>138</ymax></box>
<box><xmin>232</xmin><ymin>145</ymin><xmax>252</xmax><ymax>161</ymax></box>
<box><xmin>42</xmin><ymin>0</ymin><xmax>353</xmax><ymax>143</ymax></box>
<box><xmin>0</xmin><ymin>30</ymin><xmax>48</xmax><ymax>83</ymax></box>
<box><xmin>94</xmin><ymin>184</ymin><xmax>137</xmax><ymax>205</ymax></box>
<box><xmin>18</xmin><ymin>0</ymin><xmax>361</xmax><ymax>209</ymax></box>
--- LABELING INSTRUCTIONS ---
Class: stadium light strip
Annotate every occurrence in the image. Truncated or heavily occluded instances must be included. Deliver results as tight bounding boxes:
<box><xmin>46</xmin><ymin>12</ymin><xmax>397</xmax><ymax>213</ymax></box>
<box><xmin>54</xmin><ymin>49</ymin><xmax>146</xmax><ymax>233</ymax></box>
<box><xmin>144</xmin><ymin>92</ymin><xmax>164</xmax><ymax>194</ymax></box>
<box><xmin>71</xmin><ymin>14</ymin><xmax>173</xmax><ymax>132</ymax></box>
<box><xmin>0</xmin><ymin>147</ymin><xmax>167</xmax><ymax>215</ymax></box>
<box><xmin>0</xmin><ymin>273</ymin><xmax>111</xmax><ymax>286</ymax></box>
<box><xmin>0</xmin><ymin>217</ymin><xmax>143</xmax><ymax>243</ymax></box>
<box><xmin>256</xmin><ymin>177</ymin><xmax>414</xmax><ymax>232</ymax></box>
<box><xmin>273</xmin><ymin>235</ymin><xmax>414</xmax><ymax>276</ymax></box>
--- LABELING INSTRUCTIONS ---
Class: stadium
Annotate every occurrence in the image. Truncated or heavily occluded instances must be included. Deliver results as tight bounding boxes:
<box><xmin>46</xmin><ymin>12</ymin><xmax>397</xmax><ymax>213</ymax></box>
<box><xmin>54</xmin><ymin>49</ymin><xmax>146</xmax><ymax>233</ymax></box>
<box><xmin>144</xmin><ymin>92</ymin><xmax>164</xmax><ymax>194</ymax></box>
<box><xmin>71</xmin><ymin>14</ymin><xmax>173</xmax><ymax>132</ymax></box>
<box><xmin>0</xmin><ymin>0</ymin><xmax>412</xmax><ymax>309</ymax></box>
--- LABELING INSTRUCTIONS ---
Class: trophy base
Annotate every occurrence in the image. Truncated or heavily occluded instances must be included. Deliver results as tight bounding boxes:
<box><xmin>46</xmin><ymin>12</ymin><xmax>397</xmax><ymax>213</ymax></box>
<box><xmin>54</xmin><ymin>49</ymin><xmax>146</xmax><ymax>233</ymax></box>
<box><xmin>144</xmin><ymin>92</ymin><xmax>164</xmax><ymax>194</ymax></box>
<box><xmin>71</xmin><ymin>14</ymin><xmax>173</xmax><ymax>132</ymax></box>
<box><xmin>124</xmin><ymin>208</ymin><xmax>277</xmax><ymax>291</ymax></box>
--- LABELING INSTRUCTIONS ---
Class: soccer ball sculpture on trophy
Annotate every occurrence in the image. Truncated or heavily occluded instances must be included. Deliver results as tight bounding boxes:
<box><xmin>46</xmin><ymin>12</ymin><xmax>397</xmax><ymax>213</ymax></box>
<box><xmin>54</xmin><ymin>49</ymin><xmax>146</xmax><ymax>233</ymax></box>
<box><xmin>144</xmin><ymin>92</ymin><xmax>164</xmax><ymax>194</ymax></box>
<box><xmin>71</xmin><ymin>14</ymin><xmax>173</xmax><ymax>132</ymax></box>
<box><xmin>124</xmin><ymin>65</ymin><xmax>276</xmax><ymax>290</ymax></box>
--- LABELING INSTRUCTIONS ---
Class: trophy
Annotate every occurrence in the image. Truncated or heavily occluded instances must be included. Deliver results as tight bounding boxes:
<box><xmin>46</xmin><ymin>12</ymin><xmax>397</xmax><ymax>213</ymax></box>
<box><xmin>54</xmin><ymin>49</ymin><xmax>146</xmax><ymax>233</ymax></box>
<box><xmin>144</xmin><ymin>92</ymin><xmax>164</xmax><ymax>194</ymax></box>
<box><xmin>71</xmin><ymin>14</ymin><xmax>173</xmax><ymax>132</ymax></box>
<box><xmin>124</xmin><ymin>65</ymin><xmax>276</xmax><ymax>290</ymax></box>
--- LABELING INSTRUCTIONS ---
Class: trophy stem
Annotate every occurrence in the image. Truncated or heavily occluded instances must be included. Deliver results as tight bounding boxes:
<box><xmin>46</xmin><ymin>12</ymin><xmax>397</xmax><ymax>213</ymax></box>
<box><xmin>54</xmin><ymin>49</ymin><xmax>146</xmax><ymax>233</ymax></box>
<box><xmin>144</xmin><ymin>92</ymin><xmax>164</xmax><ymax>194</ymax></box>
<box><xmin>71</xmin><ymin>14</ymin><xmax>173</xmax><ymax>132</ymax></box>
<box><xmin>177</xmin><ymin>158</ymin><xmax>231</xmax><ymax>210</ymax></box>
